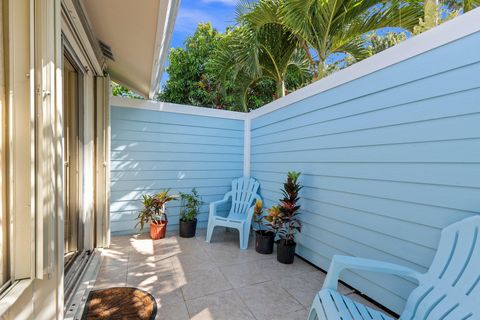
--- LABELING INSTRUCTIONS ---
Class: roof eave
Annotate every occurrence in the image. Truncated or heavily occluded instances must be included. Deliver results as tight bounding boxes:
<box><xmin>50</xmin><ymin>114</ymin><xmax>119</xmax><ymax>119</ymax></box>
<box><xmin>148</xmin><ymin>0</ymin><xmax>180</xmax><ymax>99</ymax></box>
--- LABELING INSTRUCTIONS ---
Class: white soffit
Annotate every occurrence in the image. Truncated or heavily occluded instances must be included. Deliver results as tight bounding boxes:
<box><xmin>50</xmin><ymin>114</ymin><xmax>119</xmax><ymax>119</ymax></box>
<box><xmin>81</xmin><ymin>0</ymin><xmax>179</xmax><ymax>98</ymax></box>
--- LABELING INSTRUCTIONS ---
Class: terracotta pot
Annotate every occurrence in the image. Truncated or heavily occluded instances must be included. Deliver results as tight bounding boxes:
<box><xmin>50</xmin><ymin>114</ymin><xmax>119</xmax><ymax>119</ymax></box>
<box><xmin>150</xmin><ymin>220</ymin><xmax>167</xmax><ymax>239</ymax></box>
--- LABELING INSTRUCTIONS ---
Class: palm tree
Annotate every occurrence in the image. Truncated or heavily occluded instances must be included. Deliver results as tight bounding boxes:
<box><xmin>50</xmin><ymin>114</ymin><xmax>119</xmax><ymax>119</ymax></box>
<box><xmin>423</xmin><ymin>0</ymin><xmax>439</xmax><ymax>29</ymax></box>
<box><xmin>280</xmin><ymin>0</ymin><xmax>423</xmax><ymax>79</ymax></box>
<box><xmin>417</xmin><ymin>0</ymin><xmax>473</xmax><ymax>35</ymax></box>
<box><xmin>445</xmin><ymin>0</ymin><xmax>480</xmax><ymax>12</ymax></box>
<box><xmin>210</xmin><ymin>0</ymin><xmax>310</xmax><ymax>111</ymax></box>
<box><xmin>366</xmin><ymin>31</ymin><xmax>407</xmax><ymax>56</ymax></box>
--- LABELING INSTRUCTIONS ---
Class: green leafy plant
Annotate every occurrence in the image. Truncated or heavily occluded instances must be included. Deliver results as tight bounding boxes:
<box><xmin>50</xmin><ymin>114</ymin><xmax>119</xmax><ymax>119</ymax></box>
<box><xmin>179</xmin><ymin>188</ymin><xmax>204</xmax><ymax>222</ymax></box>
<box><xmin>253</xmin><ymin>199</ymin><xmax>272</xmax><ymax>233</ymax></box>
<box><xmin>111</xmin><ymin>81</ymin><xmax>144</xmax><ymax>99</ymax></box>
<box><xmin>267</xmin><ymin>171</ymin><xmax>302</xmax><ymax>244</ymax></box>
<box><xmin>281</xmin><ymin>0</ymin><xmax>422</xmax><ymax>80</ymax></box>
<box><xmin>136</xmin><ymin>189</ymin><xmax>177</xmax><ymax>230</ymax></box>
<box><xmin>253</xmin><ymin>199</ymin><xmax>264</xmax><ymax>226</ymax></box>
<box><xmin>265</xmin><ymin>205</ymin><xmax>282</xmax><ymax>233</ymax></box>
<box><xmin>210</xmin><ymin>0</ymin><xmax>310</xmax><ymax>111</ymax></box>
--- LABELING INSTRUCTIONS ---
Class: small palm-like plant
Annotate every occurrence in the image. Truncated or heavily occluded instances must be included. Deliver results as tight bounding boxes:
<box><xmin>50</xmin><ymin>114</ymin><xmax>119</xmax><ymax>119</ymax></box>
<box><xmin>136</xmin><ymin>189</ymin><xmax>177</xmax><ymax>230</ymax></box>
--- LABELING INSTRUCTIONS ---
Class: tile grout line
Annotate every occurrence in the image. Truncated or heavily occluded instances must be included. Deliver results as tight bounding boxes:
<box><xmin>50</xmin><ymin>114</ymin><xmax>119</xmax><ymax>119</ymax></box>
<box><xmin>171</xmin><ymin>259</ymin><xmax>192</xmax><ymax>320</ymax></box>
<box><xmin>183</xmin><ymin>286</ymin><xmax>234</xmax><ymax>303</ymax></box>
<box><xmin>114</xmin><ymin>235</ymin><xmax>317</xmax><ymax>319</ymax></box>
<box><xmin>232</xmin><ymin>286</ymin><xmax>259</xmax><ymax>320</ymax></box>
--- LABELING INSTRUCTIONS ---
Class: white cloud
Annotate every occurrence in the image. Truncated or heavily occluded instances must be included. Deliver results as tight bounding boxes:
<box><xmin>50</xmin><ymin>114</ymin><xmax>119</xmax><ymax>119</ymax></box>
<box><xmin>174</xmin><ymin>8</ymin><xmax>233</xmax><ymax>34</ymax></box>
<box><xmin>175</xmin><ymin>8</ymin><xmax>215</xmax><ymax>33</ymax></box>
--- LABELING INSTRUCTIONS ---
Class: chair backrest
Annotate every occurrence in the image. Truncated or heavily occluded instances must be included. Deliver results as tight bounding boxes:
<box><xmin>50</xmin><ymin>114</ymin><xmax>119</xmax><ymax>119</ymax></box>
<box><xmin>401</xmin><ymin>215</ymin><xmax>480</xmax><ymax>320</ymax></box>
<box><xmin>228</xmin><ymin>177</ymin><xmax>260</xmax><ymax>217</ymax></box>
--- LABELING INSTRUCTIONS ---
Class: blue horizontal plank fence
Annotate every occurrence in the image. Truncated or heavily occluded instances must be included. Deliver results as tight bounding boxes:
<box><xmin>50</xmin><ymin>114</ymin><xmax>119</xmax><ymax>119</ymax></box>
<box><xmin>250</xmin><ymin>31</ymin><xmax>480</xmax><ymax>313</ymax></box>
<box><xmin>110</xmin><ymin>106</ymin><xmax>244</xmax><ymax>234</ymax></box>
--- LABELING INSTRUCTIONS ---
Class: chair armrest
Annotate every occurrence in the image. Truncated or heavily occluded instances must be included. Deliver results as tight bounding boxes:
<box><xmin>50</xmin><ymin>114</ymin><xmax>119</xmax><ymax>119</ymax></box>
<box><xmin>322</xmin><ymin>255</ymin><xmax>424</xmax><ymax>290</ymax></box>
<box><xmin>209</xmin><ymin>192</ymin><xmax>232</xmax><ymax>218</ymax></box>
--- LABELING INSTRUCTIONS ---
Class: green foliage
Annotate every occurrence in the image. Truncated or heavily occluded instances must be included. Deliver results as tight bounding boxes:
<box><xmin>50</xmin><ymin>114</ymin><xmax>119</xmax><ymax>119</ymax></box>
<box><xmin>136</xmin><ymin>189</ymin><xmax>177</xmax><ymax>230</ymax></box>
<box><xmin>366</xmin><ymin>31</ymin><xmax>407</xmax><ymax>56</ymax></box>
<box><xmin>158</xmin><ymin>0</ymin><xmax>467</xmax><ymax>111</ymax></box>
<box><xmin>444</xmin><ymin>0</ymin><xmax>480</xmax><ymax>12</ymax></box>
<box><xmin>253</xmin><ymin>199</ymin><xmax>264</xmax><ymax>227</ymax></box>
<box><xmin>157</xmin><ymin>23</ymin><xmax>239</xmax><ymax>109</ymax></box>
<box><xmin>414</xmin><ymin>1</ymin><xmax>461</xmax><ymax>35</ymax></box>
<box><xmin>179</xmin><ymin>188</ymin><xmax>204</xmax><ymax>222</ymax></box>
<box><xmin>280</xmin><ymin>0</ymin><xmax>423</xmax><ymax>79</ymax></box>
<box><xmin>253</xmin><ymin>199</ymin><xmax>274</xmax><ymax>233</ymax></box>
<box><xmin>111</xmin><ymin>82</ymin><xmax>144</xmax><ymax>99</ymax></box>
<box><xmin>209</xmin><ymin>0</ymin><xmax>311</xmax><ymax>111</ymax></box>
<box><xmin>265</xmin><ymin>205</ymin><xmax>282</xmax><ymax>233</ymax></box>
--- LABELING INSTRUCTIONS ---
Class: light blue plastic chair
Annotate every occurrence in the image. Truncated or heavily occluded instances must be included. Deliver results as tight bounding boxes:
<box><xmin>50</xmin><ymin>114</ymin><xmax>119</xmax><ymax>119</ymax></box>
<box><xmin>206</xmin><ymin>177</ymin><xmax>261</xmax><ymax>250</ymax></box>
<box><xmin>308</xmin><ymin>215</ymin><xmax>480</xmax><ymax>320</ymax></box>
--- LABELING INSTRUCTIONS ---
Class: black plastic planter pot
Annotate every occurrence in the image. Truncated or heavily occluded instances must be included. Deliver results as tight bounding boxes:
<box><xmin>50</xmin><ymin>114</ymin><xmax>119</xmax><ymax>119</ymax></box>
<box><xmin>255</xmin><ymin>231</ymin><xmax>275</xmax><ymax>254</ymax></box>
<box><xmin>179</xmin><ymin>218</ymin><xmax>197</xmax><ymax>238</ymax></box>
<box><xmin>277</xmin><ymin>240</ymin><xmax>296</xmax><ymax>264</ymax></box>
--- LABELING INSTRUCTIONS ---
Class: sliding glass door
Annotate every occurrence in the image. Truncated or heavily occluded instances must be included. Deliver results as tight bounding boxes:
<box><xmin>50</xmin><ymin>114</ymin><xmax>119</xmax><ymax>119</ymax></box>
<box><xmin>63</xmin><ymin>55</ymin><xmax>82</xmax><ymax>269</ymax></box>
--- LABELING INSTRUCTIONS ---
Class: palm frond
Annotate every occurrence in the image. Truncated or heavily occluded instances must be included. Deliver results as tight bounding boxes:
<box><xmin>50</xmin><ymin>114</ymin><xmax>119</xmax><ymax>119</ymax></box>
<box><xmin>281</xmin><ymin>0</ymin><xmax>423</xmax><ymax>78</ymax></box>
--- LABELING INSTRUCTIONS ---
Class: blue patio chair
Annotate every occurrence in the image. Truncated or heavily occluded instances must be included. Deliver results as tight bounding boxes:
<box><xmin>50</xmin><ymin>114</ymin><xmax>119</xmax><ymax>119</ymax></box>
<box><xmin>308</xmin><ymin>215</ymin><xmax>480</xmax><ymax>320</ymax></box>
<box><xmin>206</xmin><ymin>177</ymin><xmax>261</xmax><ymax>250</ymax></box>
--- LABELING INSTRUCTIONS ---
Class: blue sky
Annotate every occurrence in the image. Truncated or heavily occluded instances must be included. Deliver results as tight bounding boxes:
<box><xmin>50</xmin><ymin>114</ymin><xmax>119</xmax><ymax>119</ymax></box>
<box><xmin>161</xmin><ymin>0</ymin><xmax>238</xmax><ymax>87</ymax></box>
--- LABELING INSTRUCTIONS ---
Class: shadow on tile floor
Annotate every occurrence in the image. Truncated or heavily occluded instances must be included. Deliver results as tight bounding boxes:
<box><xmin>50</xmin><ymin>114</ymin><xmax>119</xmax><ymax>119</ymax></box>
<box><xmin>94</xmin><ymin>228</ymin><xmax>386</xmax><ymax>320</ymax></box>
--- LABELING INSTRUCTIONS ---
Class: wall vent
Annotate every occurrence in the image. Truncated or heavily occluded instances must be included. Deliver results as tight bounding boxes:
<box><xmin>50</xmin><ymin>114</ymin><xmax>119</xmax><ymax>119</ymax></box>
<box><xmin>98</xmin><ymin>40</ymin><xmax>115</xmax><ymax>61</ymax></box>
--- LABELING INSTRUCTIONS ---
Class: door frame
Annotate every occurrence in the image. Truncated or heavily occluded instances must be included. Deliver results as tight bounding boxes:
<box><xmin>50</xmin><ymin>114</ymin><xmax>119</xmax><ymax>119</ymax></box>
<box><xmin>62</xmin><ymin>44</ymin><xmax>85</xmax><ymax>267</ymax></box>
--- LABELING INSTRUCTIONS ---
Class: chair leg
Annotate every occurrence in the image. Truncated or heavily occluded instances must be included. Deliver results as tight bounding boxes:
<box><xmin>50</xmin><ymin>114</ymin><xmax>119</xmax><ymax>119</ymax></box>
<box><xmin>308</xmin><ymin>295</ymin><xmax>322</xmax><ymax>320</ymax></box>
<box><xmin>239</xmin><ymin>226</ymin><xmax>249</xmax><ymax>250</ymax></box>
<box><xmin>206</xmin><ymin>223</ymin><xmax>215</xmax><ymax>243</ymax></box>
<box><xmin>239</xmin><ymin>228</ymin><xmax>246</xmax><ymax>250</ymax></box>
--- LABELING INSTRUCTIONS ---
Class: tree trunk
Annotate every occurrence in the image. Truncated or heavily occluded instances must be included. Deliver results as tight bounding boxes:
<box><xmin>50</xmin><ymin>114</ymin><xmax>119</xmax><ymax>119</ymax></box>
<box><xmin>424</xmin><ymin>0</ymin><xmax>439</xmax><ymax>28</ymax></box>
<box><xmin>302</xmin><ymin>41</ymin><xmax>316</xmax><ymax>80</ymax></box>
<box><xmin>317</xmin><ymin>59</ymin><xmax>326</xmax><ymax>80</ymax></box>
<box><xmin>275</xmin><ymin>80</ymin><xmax>285</xmax><ymax>99</ymax></box>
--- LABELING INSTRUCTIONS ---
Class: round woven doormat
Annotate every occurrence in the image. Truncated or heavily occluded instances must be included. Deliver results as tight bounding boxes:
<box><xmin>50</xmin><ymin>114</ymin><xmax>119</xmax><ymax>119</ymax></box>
<box><xmin>81</xmin><ymin>287</ymin><xmax>157</xmax><ymax>320</ymax></box>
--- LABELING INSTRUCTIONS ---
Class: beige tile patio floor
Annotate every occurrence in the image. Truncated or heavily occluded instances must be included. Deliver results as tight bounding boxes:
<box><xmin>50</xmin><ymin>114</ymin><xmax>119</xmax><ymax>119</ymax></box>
<box><xmin>95</xmin><ymin>228</ymin><xmax>389</xmax><ymax>320</ymax></box>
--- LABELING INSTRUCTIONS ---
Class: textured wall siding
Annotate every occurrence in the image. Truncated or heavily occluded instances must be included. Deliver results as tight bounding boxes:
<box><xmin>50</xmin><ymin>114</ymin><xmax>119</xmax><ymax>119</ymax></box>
<box><xmin>250</xmin><ymin>31</ymin><xmax>480</xmax><ymax>313</ymax></box>
<box><xmin>110</xmin><ymin>106</ymin><xmax>244</xmax><ymax>233</ymax></box>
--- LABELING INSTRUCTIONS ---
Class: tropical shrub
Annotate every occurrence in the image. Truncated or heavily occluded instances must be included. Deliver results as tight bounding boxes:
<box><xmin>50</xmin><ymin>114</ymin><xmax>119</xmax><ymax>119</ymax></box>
<box><xmin>266</xmin><ymin>171</ymin><xmax>302</xmax><ymax>244</ymax></box>
<box><xmin>281</xmin><ymin>0</ymin><xmax>422</xmax><ymax>79</ymax></box>
<box><xmin>179</xmin><ymin>188</ymin><xmax>204</xmax><ymax>222</ymax></box>
<box><xmin>265</xmin><ymin>205</ymin><xmax>282</xmax><ymax>234</ymax></box>
<box><xmin>253</xmin><ymin>199</ymin><xmax>274</xmax><ymax>233</ymax></box>
<box><xmin>136</xmin><ymin>189</ymin><xmax>177</xmax><ymax>230</ymax></box>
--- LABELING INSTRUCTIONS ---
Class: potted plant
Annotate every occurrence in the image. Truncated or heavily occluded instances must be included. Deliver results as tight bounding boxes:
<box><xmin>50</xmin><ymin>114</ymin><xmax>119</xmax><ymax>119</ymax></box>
<box><xmin>136</xmin><ymin>189</ymin><xmax>177</xmax><ymax>240</ymax></box>
<box><xmin>270</xmin><ymin>171</ymin><xmax>302</xmax><ymax>264</ymax></box>
<box><xmin>253</xmin><ymin>199</ymin><xmax>275</xmax><ymax>254</ymax></box>
<box><xmin>179</xmin><ymin>188</ymin><xmax>203</xmax><ymax>238</ymax></box>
